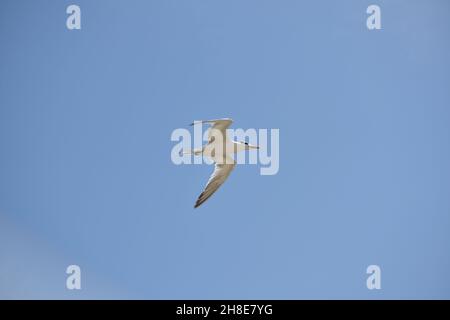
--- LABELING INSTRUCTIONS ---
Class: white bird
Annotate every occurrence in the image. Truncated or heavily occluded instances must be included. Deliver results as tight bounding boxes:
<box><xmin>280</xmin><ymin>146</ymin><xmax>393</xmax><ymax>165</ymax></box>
<box><xmin>184</xmin><ymin>118</ymin><xmax>259</xmax><ymax>208</ymax></box>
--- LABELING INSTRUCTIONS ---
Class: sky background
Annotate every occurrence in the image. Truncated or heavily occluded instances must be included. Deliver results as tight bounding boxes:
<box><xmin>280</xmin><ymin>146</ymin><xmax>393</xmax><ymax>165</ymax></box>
<box><xmin>1</xmin><ymin>0</ymin><xmax>450</xmax><ymax>299</ymax></box>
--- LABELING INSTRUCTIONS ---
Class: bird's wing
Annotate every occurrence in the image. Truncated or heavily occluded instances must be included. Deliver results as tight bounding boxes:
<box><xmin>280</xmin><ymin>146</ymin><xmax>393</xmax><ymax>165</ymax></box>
<box><xmin>190</xmin><ymin>118</ymin><xmax>233</xmax><ymax>142</ymax></box>
<box><xmin>194</xmin><ymin>155</ymin><xmax>236</xmax><ymax>208</ymax></box>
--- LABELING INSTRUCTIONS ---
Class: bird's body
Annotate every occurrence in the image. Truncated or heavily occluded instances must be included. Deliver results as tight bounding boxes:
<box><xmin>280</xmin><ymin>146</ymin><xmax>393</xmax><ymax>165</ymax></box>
<box><xmin>185</xmin><ymin>118</ymin><xmax>259</xmax><ymax>208</ymax></box>
<box><xmin>202</xmin><ymin>140</ymin><xmax>247</xmax><ymax>163</ymax></box>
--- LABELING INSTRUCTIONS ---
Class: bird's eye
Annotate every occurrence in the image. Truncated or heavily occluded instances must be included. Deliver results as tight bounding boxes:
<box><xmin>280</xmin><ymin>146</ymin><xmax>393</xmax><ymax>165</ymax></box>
<box><xmin>244</xmin><ymin>142</ymin><xmax>248</xmax><ymax>145</ymax></box>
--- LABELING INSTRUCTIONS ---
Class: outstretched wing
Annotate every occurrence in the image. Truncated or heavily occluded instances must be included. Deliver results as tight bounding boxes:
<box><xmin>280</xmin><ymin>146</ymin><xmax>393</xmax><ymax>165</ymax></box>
<box><xmin>194</xmin><ymin>156</ymin><xmax>236</xmax><ymax>208</ymax></box>
<box><xmin>191</xmin><ymin>118</ymin><xmax>233</xmax><ymax>142</ymax></box>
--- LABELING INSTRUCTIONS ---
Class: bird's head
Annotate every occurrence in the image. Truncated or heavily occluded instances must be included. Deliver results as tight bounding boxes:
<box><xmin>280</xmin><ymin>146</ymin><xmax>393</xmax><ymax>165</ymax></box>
<box><xmin>240</xmin><ymin>141</ymin><xmax>260</xmax><ymax>150</ymax></box>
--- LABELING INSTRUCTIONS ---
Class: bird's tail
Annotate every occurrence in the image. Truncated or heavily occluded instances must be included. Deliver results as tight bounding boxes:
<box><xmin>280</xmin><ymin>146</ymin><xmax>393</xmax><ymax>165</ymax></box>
<box><xmin>180</xmin><ymin>148</ymin><xmax>203</xmax><ymax>156</ymax></box>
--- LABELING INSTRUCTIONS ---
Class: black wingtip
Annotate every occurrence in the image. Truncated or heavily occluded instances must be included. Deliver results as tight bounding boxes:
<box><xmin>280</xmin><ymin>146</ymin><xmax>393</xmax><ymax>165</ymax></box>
<box><xmin>190</xmin><ymin>121</ymin><xmax>203</xmax><ymax>126</ymax></box>
<box><xmin>194</xmin><ymin>193</ymin><xmax>205</xmax><ymax>208</ymax></box>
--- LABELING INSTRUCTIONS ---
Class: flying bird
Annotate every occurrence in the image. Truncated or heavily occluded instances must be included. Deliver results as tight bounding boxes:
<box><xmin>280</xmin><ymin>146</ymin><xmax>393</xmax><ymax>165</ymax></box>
<box><xmin>183</xmin><ymin>118</ymin><xmax>259</xmax><ymax>208</ymax></box>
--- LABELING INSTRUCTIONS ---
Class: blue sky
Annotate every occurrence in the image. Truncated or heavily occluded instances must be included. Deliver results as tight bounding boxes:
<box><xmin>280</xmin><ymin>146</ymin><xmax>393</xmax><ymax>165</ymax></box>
<box><xmin>1</xmin><ymin>0</ymin><xmax>449</xmax><ymax>299</ymax></box>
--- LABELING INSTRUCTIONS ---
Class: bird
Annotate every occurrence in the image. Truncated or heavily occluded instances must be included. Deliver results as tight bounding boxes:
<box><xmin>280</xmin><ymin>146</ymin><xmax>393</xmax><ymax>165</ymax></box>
<box><xmin>183</xmin><ymin>118</ymin><xmax>259</xmax><ymax>208</ymax></box>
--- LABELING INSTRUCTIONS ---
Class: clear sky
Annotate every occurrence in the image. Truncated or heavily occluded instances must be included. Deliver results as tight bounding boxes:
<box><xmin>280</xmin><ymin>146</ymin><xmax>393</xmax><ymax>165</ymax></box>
<box><xmin>1</xmin><ymin>0</ymin><xmax>449</xmax><ymax>299</ymax></box>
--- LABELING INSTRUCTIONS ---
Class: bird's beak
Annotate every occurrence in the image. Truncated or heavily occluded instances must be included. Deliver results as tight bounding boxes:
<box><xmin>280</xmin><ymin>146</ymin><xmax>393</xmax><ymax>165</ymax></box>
<box><xmin>251</xmin><ymin>145</ymin><xmax>260</xmax><ymax>150</ymax></box>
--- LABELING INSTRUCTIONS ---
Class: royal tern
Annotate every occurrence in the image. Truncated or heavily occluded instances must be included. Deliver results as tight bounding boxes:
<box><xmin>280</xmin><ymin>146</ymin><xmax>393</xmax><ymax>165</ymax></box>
<box><xmin>184</xmin><ymin>118</ymin><xmax>259</xmax><ymax>208</ymax></box>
